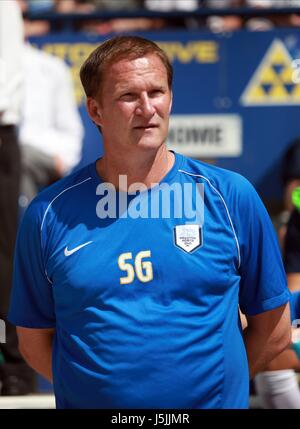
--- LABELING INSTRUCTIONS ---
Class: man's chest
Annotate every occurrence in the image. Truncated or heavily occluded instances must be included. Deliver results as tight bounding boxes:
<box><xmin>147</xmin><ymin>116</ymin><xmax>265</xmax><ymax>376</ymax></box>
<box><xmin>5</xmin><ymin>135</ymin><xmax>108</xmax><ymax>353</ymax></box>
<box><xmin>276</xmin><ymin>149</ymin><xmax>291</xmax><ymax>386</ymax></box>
<box><xmin>46</xmin><ymin>212</ymin><xmax>238</xmax><ymax>312</ymax></box>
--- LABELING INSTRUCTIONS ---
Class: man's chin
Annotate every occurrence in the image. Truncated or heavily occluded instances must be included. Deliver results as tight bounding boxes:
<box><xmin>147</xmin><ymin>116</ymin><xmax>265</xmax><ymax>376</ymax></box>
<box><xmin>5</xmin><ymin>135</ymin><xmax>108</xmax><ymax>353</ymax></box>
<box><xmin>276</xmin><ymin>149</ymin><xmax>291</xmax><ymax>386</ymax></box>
<box><xmin>135</xmin><ymin>138</ymin><xmax>165</xmax><ymax>151</ymax></box>
<box><xmin>133</xmin><ymin>130</ymin><xmax>167</xmax><ymax>148</ymax></box>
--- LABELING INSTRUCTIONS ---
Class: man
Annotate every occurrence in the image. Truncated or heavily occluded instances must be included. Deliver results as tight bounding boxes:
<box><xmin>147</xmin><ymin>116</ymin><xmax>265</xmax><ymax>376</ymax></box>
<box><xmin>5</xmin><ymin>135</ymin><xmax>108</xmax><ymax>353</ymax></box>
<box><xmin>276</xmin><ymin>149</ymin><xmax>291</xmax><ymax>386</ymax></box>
<box><xmin>9</xmin><ymin>35</ymin><xmax>291</xmax><ymax>409</ymax></box>
<box><xmin>0</xmin><ymin>0</ymin><xmax>36</xmax><ymax>395</ymax></box>
<box><xmin>255</xmin><ymin>190</ymin><xmax>300</xmax><ymax>409</ymax></box>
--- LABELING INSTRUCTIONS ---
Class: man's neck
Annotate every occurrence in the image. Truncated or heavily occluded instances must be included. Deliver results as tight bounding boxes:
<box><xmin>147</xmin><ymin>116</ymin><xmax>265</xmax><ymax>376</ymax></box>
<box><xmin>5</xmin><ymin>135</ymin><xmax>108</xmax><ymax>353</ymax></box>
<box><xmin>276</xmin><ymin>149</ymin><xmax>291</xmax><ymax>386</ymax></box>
<box><xmin>96</xmin><ymin>145</ymin><xmax>175</xmax><ymax>191</ymax></box>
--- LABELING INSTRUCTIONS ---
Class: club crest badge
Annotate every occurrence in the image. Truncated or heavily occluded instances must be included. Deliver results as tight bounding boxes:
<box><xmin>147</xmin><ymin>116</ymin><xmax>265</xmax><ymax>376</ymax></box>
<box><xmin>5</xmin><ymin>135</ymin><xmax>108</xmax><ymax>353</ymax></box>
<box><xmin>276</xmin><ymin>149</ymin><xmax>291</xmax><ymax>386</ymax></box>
<box><xmin>174</xmin><ymin>224</ymin><xmax>202</xmax><ymax>253</ymax></box>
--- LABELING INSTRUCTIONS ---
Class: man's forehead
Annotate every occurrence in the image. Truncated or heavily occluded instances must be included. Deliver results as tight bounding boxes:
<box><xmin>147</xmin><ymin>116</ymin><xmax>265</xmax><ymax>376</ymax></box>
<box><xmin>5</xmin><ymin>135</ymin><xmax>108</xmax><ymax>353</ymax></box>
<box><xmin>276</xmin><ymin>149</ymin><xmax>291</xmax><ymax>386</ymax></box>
<box><xmin>125</xmin><ymin>57</ymin><xmax>151</xmax><ymax>68</ymax></box>
<box><xmin>108</xmin><ymin>54</ymin><xmax>166</xmax><ymax>75</ymax></box>
<box><xmin>101</xmin><ymin>55</ymin><xmax>168</xmax><ymax>93</ymax></box>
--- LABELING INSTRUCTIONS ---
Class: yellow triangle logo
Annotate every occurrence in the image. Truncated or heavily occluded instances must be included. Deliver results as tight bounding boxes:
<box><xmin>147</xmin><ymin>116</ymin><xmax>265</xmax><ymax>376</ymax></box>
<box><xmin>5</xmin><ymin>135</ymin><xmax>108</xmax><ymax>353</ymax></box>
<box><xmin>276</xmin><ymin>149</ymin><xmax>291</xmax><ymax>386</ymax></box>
<box><xmin>240</xmin><ymin>39</ymin><xmax>300</xmax><ymax>106</ymax></box>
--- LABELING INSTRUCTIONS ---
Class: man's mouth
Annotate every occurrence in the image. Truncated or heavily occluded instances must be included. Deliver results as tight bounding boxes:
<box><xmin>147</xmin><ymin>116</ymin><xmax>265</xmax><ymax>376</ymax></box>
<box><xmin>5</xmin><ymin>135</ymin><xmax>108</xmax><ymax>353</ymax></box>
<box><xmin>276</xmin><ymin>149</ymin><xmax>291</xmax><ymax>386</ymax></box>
<box><xmin>133</xmin><ymin>124</ymin><xmax>159</xmax><ymax>130</ymax></box>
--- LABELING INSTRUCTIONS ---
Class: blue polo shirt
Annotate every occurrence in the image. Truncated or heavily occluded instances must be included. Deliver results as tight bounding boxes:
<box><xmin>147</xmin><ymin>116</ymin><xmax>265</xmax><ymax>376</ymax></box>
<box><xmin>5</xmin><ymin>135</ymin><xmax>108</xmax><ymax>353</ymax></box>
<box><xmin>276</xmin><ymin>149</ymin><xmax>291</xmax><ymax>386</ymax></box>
<box><xmin>9</xmin><ymin>152</ymin><xmax>290</xmax><ymax>408</ymax></box>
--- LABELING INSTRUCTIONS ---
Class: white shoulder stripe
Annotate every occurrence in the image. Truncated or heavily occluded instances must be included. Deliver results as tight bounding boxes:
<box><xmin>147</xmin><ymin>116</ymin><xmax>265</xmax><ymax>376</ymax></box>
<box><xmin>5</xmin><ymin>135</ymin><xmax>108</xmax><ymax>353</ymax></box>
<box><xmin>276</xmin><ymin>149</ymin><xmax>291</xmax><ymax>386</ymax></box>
<box><xmin>178</xmin><ymin>169</ymin><xmax>241</xmax><ymax>269</ymax></box>
<box><xmin>40</xmin><ymin>176</ymin><xmax>92</xmax><ymax>285</ymax></box>
<box><xmin>40</xmin><ymin>176</ymin><xmax>92</xmax><ymax>232</ymax></box>
<box><xmin>45</xmin><ymin>269</ymin><xmax>53</xmax><ymax>285</ymax></box>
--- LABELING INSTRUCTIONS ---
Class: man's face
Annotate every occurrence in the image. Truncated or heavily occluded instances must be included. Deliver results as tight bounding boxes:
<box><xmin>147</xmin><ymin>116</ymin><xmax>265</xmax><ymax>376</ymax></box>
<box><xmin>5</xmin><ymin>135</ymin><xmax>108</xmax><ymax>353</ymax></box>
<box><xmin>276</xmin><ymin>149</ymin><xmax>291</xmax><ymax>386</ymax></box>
<box><xmin>90</xmin><ymin>54</ymin><xmax>172</xmax><ymax>152</ymax></box>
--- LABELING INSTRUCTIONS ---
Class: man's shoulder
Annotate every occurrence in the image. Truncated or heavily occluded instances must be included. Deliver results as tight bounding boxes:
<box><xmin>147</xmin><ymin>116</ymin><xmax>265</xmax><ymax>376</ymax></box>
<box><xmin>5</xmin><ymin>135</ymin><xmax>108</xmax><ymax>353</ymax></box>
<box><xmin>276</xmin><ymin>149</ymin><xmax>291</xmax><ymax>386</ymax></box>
<box><xmin>28</xmin><ymin>164</ymin><xmax>94</xmax><ymax>216</ymax></box>
<box><xmin>179</xmin><ymin>154</ymin><xmax>252</xmax><ymax>193</ymax></box>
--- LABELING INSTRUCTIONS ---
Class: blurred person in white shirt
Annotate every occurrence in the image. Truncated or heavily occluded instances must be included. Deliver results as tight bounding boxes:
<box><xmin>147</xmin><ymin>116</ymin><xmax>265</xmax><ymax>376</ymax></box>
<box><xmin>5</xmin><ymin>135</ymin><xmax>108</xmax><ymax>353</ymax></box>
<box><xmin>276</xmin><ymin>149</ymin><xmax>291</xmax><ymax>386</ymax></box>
<box><xmin>19</xmin><ymin>44</ymin><xmax>84</xmax><ymax>208</ymax></box>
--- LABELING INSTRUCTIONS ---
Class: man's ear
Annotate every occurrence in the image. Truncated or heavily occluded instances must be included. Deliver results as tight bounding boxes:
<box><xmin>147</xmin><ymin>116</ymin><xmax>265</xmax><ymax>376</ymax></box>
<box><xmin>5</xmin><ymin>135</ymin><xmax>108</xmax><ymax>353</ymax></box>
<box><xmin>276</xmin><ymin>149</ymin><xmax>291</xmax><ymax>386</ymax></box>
<box><xmin>86</xmin><ymin>97</ymin><xmax>103</xmax><ymax>126</ymax></box>
<box><xmin>169</xmin><ymin>91</ymin><xmax>173</xmax><ymax>114</ymax></box>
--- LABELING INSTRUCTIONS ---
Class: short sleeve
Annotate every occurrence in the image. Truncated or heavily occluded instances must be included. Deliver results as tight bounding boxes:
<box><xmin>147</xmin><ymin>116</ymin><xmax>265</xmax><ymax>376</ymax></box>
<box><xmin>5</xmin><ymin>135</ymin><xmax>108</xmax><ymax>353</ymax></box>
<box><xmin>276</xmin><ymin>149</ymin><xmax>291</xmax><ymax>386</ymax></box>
<box><xmin>284</xmin><ymin>209</ymin><xmax>300</xmax><ymax>274</ymax></box>
<box><xmin>232</xmin><ymin>175</ymin><xmax>290</xmax><ymax>316</ymax></box>
<box><xmin>8</xmin><ymin>201</ymin><xmax>56</xmax><ymax>328</ymax></box>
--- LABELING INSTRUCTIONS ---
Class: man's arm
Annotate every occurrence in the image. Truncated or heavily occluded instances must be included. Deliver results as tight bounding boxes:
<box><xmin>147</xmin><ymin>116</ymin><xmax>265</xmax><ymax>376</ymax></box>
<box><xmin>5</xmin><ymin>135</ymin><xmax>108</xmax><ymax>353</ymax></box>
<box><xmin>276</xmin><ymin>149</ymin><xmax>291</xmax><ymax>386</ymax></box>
<box><xmin>255</xmin><ymin>277</ymin><xmax>300</xmax><ymax>372</ymax></box>
<box><xmin>264</xmin><ymin>348</ymin><xmax>300</xmax><ymax>372</ymax></box>
<box><xmin>17</xmin><ymin>327</ymin><xmax>54</xmax><ymax>383</ymax></box>
<box><xmin>243</xmin><ymin>303</ymin><xmax>291</xmax><ymax>379</ymax></box>
<box><xmin>286</xmin><ymin>273</ymin><xmax>300</xmax><ymax>292</ymax></box>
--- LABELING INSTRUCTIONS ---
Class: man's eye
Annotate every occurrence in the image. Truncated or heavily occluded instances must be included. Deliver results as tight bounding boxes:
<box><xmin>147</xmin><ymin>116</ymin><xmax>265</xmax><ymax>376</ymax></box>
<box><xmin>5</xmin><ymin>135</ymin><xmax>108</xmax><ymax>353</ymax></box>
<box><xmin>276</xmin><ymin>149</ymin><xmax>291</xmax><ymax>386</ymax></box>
<box><xmin>150</xmin><ymin>90</ymin><xmax>163</xmax><ymax>97</ymax></box>
<box><xmin>121</xmin><ymin>93</ymin><xmax>135</xmax><ymax>100</ymax></box>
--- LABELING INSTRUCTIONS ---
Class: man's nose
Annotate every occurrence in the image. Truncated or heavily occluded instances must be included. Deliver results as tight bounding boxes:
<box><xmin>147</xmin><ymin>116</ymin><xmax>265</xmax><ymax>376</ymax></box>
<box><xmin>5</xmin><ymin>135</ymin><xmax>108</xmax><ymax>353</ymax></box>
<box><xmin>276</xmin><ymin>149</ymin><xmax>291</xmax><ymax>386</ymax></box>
<box><xmin>135</xmin><ymin>93</ymin><xmax>155</xmax><ymax>117</ymax></box>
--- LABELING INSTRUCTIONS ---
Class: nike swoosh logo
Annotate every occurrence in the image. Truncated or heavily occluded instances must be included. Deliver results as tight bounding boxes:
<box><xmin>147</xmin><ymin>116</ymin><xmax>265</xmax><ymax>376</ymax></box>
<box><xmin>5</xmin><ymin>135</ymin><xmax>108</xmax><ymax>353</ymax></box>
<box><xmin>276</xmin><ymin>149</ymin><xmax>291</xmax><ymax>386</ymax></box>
<box><xmin>64</xmin><ymin>241</ymin><xmax>93</xmax><ymax>257</ymax></box>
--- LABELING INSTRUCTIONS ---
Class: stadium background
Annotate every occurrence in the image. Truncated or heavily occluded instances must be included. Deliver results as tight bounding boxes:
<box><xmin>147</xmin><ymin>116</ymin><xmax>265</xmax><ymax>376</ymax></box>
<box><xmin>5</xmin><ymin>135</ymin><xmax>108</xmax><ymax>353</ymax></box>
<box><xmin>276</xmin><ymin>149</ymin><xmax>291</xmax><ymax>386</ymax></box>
<box><xmin>30</xmin><ymin>25</ymin><xmax>300</xmax><ymax>214</ymax></box>
<box><xmin>2</xmin><ymin>2</ymin><xmax>300</xmax><ymax>409</ymax></box>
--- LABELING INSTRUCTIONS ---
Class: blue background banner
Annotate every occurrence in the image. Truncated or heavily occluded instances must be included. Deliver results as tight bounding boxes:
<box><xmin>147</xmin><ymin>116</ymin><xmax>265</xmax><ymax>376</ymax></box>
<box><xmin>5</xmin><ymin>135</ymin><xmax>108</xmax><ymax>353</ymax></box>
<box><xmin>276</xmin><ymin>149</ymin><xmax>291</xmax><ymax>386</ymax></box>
<box><xmin>30</xmin><ymin>29</ymin><xmax>300</xmax><ymax>207</ymax></box>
